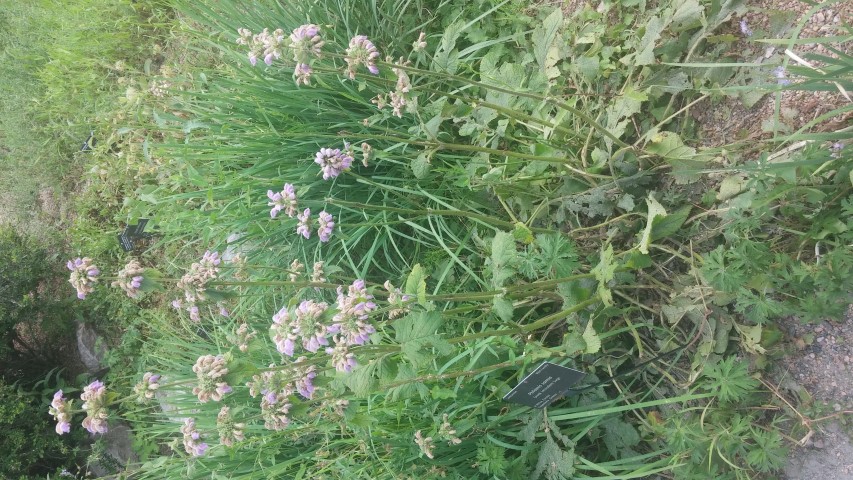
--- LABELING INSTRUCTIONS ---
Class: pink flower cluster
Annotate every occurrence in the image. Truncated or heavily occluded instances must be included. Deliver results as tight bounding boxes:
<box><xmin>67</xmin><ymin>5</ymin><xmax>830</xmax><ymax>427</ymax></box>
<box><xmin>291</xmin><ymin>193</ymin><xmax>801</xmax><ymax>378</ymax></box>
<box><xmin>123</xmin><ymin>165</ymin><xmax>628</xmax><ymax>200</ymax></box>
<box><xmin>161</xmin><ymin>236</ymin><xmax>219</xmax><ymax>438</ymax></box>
<box><xmin>293</xmin><ymin>208</ymin><xmax>335</xmax><ymax>242</ymax></box>
<box><xmin>112</xmin><ymin>259</ymin><xmax>145</xmax><ymax>299</ymax></box>
<box><xmin>384</xmin><ymin>281</ymin><xmax>412</xmax><ymax>319</ymax></box>
<box><xmin>314</xmin><ymin>147</ymin><xmax>353</xmax><ymax>180</ymax></box>
<box><xmin>344</xmin><ymin>35</ymin><xmax>380</xmax><ymax>79</ymax></box>
<box><xmin>67</xmin><ymin>257</ymin><xmax>99</xmax><ymax>299</ymax></box>
<box><xmin>236</xmin><ymin>27</ymin><xmax>285</xmax><ymax>66</ymax></box>
<box><xmin>175</xmin><ymin>250</ymin><xmax>221</xmax><ymax>322</ymax></box>
<box><xmin>267</xmin><ymin>183</ymin><xmax>298</xmax><ymax>218</ymax></box>
<box><xmin>271</xmin><ymin>300</ymin><xmax>331</xmax><ymax>356</ymax></box>
<box><xmin>246</xmin><ymin>367</ymin><xmax>297</xmax><ymax>430</ymax></box>
<box><xmin>81</xmin><ymin>380</ymin><xmax>109</xmax><ymax>434</ymax></box>
<box><xmin>192</xmin><ymin>354</ymin><xmax>232</xmax><ymax>403</ymax></box>
<box><xmin>331</xmin><ymin>280</ymin><xmax>377</xmax><ymax>345</ymax></box>
<box><xmin>372</xmin><ymin>58</ymin><xmax>413</xmax><ymax>117</ymax></box>
<box><xmin>49</xmin><ymin>390</ymin><xmax>73</xmax><ymax>435</ymax></box>
<box><xmin>268</xmin><ymin>280</ymin><xmax>378</xmax><ymax>372</ymax></box>
<box><xmin>133</xmin><ymin>372</ymin><xmax>161</xmax><ymax>403</ymax></box>
<box><xmin>216</xmin><ymin>406</ymin><xmax>246</xmax><ymax>447</ymax></box>
<box><xmin>290</xmin><ymin>24</ymin><xmax>324</xmax><ymax>85</ymax></box>
<box><xmin>232</xmin><ymin>322</ymin><xmax>257</xmax><ymax>353</ymax></box>
<box><xmin>180</xmin><ymin>418</ymin><xmax>208</xmax><ymax>456</ymax></box>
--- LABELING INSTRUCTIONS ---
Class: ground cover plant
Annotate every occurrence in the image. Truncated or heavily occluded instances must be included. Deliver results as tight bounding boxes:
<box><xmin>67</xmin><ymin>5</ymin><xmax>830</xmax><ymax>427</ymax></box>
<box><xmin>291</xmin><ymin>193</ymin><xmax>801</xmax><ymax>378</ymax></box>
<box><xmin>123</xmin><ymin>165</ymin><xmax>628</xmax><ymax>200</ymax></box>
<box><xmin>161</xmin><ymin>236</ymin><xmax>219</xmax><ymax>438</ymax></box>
<box><xmin>12</xmin><ymin>0</ymin><xmax>852</xmax><ymax>478</ymax></box>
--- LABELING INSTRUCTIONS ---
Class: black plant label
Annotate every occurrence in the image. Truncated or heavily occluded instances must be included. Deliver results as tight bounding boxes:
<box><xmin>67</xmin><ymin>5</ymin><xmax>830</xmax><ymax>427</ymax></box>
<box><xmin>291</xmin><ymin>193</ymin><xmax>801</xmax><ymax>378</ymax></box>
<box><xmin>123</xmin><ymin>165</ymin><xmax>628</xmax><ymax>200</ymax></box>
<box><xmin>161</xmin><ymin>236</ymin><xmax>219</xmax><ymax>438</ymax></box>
<box><xmin>503</xmin><ymin>362</ymin><xmax>586</xmax><ymax>409</ymax></box>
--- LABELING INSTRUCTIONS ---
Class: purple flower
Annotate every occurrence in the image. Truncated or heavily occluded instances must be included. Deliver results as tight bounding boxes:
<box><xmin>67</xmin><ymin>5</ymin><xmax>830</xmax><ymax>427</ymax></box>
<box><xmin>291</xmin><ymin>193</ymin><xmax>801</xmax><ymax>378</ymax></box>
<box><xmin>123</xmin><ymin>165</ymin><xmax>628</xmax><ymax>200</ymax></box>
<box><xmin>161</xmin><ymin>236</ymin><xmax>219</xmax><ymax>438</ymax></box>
<box><xmin>296</xmin><ymin>208</ymin><xmax>312</xmax><ymax>239</ymax></box>
<box><xmin>294</xmin><ymin>63</ymin><xmax>312</xmax><ymax>86</ymax></box>
<box><xmin>268</xmin><ymin>183</ymin><xmax>298</xmax><ymax>218</ymax></box>
<box><xmin>317</xmin><ymin>211</ymin><xmax>334</xmax><ymax>242</ymax></box>
<box><xmin>112</xmin><ymin>260</ymin><xmax>145</xmax><ymax>299</ymax></box>
<box><xmin>332</xmin><ymin>280</ymin><xmax>377</xmax><ymax>345</ymax></box>
<box><xmin>67</xmin><ymin>257</ymin><xmax>99</xmax><ymax>300</ymax></box>
<box><xmin>271</xmin><ymin>307</ymin><xmax>298</xmax><ymax>357</ymax></box>
<box><xmin>181</xmin><ymin>418</ymin><xmax>207</xmax><ymax>456</ymax></box>
<box><xmin>314</xmin><ymin>148</ymin><xmax>353</xmax><ymax>180</ymax></box>
<box><xmin>294</xmin><ymin>356</ymin><xmax>317</xmax><ymax>399</ymax></box>
<box><xmin>344</xmin><ymin>35</ymin><xmax>381</xmax><ymax>80</ymax></box>
<box><xmin>289</xmin><ymin>24</ymin><xmax>324</xmax><ymax>63</ymax></box>
<box><xmin>295</xmin><ymin>300</ymin><xmax>331</xmax><ymax>353</ymax></box>
<box><xmin>80</xmin><ymin>380</ymin><xmax>109</xmax><ymax>434</ymax></box>
<box><xmin>739</xmin><ymin>19</ymin><xmax>753</xmax><ymax>37</ymax></box>
<box><xmin>326</xmin><ymin>337</ymin><xmax>358</xmax><ymax>373</ymax></box>
<box><xmin>774</xmin><ymin>66</ymin><xmax>791</xmax><ymax>86</ymax></box>
<box><xmin>49</xmin><ymin>390</ymin><xmax>73</xmax><ymax>435</ymax></box>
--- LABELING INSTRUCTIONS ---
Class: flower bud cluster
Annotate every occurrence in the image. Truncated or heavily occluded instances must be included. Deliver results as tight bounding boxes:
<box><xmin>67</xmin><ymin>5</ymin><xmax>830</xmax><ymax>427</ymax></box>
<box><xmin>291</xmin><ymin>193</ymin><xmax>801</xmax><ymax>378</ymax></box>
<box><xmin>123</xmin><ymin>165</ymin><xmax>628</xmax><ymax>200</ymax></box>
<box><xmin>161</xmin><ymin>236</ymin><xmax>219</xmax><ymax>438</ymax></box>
<box><xmin>81</xmin><ymin>380</ymin><xmax>109</xmax><ymax>434</ymax></box>
<box><xmin>49</xmin><ymin>390</ymin><xmax>73</xmax><ymax>435</ymax></box>
<box><xmin>133</xmin><ymin>372</ymin><xmax>161</xmax><ymax>403</ymax></box>
<box><xmin>180</xmin><ymin>418</ymin><xmax>208</xmax><ymax>456</ymax></box>
<box><xmin>414</xmin><ymin>430</ymin><xmax>435</xmax><ymax>459</ymax></box>
<box><xmin>175</xmin><ymin>251</ymin><xmax>221</xmax><ymax>321</ymax></box>
<box><xmin>236</xmin><ymin>27</ymin><xmax>286</xmax><ymax>66</ymax></box>
<box><xmin>331</xmin><ymin>280</ymin><xmax>377</xmax><ymax>345</ymax></box>
<box><xmin>314</xmin><ymin>147</ymin><xmax>353</xmax><ymax>180</ymax></box>
<box><xmin>344</xmin><ymin>35</ymin><xmax>380</xmax><ymax>79</ymax></box>
<box><xmin>267</xmin><ymin>183</ymin><xmax>298</xmax><ymax>219</ymax></box>
<box><xmin>112</xmin><ymin>259</ymin><xmax>145</xmax><ymax>299</ymax></box>
<box><xmin>384</xmin><ymin>281</ymin><xmax>411</xmax><ymax>319</ymax></box>
<box><xmin>67</xmin><ymin>257</ymin><xmax>100</xmax><ymax>300</ymax></box>
<box><xmin>216</xmin><ymin>406</ymin><xmax>246</xmax><ymax>447</ymax></box>
<box><xmin>439</xmin><ymin>414</ymin><xmax>462</xmax><ymax>445</ymax></box>
<box><xmin>232</xmin><ymin>322</ymin><xmax>257</xmax><ymax>353</ymax></box>
<box><xmin>192</xmin><ymin>354</ymin><xmax>232</xmax><ymax>403</ymax></box>
<box><xmin>311</xmin><ymin>261</ymin><xmax>326</xmax><ymax>284</ymax></box>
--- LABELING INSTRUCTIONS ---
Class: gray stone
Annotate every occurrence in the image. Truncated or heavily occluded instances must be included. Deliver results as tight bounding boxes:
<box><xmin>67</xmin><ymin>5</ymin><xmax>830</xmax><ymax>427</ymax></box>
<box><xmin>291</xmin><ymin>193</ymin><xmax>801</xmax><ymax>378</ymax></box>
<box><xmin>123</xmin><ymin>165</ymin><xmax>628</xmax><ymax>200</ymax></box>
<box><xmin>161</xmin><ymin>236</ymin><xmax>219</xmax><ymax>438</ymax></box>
<box><xmin>76</xmin><ymin>321</ymin><xmax>107</xmax><ymax>373</ymax></box>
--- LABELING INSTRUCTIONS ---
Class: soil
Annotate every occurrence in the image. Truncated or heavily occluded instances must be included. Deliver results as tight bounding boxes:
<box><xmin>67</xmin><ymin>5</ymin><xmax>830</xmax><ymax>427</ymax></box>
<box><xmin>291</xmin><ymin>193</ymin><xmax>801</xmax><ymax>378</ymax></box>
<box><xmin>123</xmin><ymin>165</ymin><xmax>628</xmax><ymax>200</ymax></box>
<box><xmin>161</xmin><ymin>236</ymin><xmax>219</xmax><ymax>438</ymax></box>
<box><xmin>777</xmin><ymin>306</ymin><xmax>853</xmax><ymax>480</ymax></box>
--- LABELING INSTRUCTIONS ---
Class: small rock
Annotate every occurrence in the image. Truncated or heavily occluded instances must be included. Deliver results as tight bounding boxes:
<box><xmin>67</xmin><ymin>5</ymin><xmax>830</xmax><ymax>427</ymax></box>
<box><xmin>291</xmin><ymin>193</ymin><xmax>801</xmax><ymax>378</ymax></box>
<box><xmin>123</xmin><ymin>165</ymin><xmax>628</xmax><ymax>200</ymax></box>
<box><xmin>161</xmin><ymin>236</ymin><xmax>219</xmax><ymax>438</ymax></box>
<box><xmin>816</xmin><ymin>326</ymin><xmax>824</xmax><ymax>333</ymax></box>
<box><xmin>810</xmin><ymin>353</ymin><xmax>816</xmax><ymax>359</ymax></box>
<box><xmin>818</xmin><ymin>337</ymin><xmax>825</xmax><ymax>343</ymax></box>
<box><xmin>814</xmin><ymin>439</ymin><xmax>825</xmax><ymax>449</ymax></box>
<box><xmin>834</xmin><ymin>403</ymin><xmax>842</xmax><ymax>411</ymax></box>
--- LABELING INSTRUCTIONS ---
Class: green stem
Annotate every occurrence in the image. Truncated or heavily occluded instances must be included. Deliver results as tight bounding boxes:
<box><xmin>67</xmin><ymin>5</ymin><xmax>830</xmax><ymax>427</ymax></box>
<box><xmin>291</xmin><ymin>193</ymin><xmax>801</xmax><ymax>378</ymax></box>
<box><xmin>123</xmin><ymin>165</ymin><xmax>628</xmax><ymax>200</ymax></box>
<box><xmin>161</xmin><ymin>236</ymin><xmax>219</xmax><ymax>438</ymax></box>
<box><xmin>380</xmin><ymin>62</ymin><xmax>632</xmax><ymax>149</ymax></box>
<box><xmin>325</xmin><ymin>198</ymin><xmax>541</xmax><ymax>232</ymax></box>
<box><xmin>447</xmin><ymin>297</ymin><xmax>600</xmax><ymax>343</ymax></box>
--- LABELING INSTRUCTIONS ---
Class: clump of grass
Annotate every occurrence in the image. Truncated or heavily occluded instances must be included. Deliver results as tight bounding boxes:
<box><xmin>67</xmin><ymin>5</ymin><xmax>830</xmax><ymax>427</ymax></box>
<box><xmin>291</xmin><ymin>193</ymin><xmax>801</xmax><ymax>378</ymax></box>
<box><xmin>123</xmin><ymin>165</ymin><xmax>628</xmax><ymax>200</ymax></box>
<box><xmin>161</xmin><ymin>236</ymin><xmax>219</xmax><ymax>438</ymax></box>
<box><xmin>47</xmin><ymin>0</ymin><xmax>852</xmax><ymax>478</ymax></box>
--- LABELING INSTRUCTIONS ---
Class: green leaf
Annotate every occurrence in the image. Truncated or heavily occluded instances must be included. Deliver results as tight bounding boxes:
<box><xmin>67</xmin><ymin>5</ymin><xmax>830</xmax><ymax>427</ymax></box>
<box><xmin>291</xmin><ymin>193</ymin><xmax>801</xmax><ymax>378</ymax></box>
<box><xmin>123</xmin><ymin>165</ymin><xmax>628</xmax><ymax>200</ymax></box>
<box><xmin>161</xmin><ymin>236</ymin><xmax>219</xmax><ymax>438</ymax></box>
<box><xmin>605</xmin><ymin>87</ymin><xmax>647</xmax><ymax>144</ymax></box>
<box><xmin>532</xmin><ymin>435</ymin><xmax>575</xmax><ymax>480</ymax></box>
<box><xmin>646</xmin><ymin>131</ymin><xmax>705</xmax><ymax>184</ymax></box>
<box><xmin>602</xmin><ymin>417</ymin><xmax>641</xmax><ymax>459</ymax></box>
<box><xmin>433</xmin><ymin>21</ymin><xmax>463</xmax><ymax>74</ymax></box>
<box><xmin>492</xmin><ymin>296</ymin><xmax>514</xmax><ymax>322</ymax></box>
<box><xmin>404</xmin><ymin>264</ymin><xmax>428</xmax><ymax>305</ymax></box>
<box><xmin>512</xmin><ymin>222</ymin><xmax>534</xmax><ymax>244</ymax></box>
<box><xmin>563</xmin><ymin>332</ymin><xmax>586</xmax><ymax>356</ymax></box>
<box><xmin>591</xmin><ymin>244</ymin><xmax>617</xmax><ymax>306</ymax></box>
<box><xmin>489</xmin><ymin>231</ymin><xmax>518</xmax><ymax>288</ymax></box>
<box><xmin>387</xmin><ymin>363</ymin><xmax>428</xmax><ymax>401</ymax></box>
<box><xmin>535</xmin><ymin>233</ymin><xmax>579</xmax><ymax>279</ymax></box>
<box><xmin>633</xmin><ymin>16</ymin><xmax>664</xmax><ymax>66</ymax></box>
<box><xmin>394</xmin><ymin>311</ymin><xmax>449</xmax><ymax>367</ymax></box>
<box><xmin>617</xmin><ymin>194</ymin><xmax>635</xmax><ymax>211</ymax></box>
<box><xmin>581</xmin><ymin>321</ymin><xmax>601</xmax><ymax>354</ymax></box>
<box><xmin>411</xmin><ymin>150</ymin><xmax>431</xmax><ymax>179</ymax></box>
<box><xmin>532</xmin><ymin>9</ymin><xmax>563</xmax><ymax>80</ymax></box>
<box><xmin>638</xmin><ymin>194</ymin><xmax>668</xmax><ymax>254</ymax></box>
<box><xmin>650</xmin><ymin>205</ymin><xmax>691</xmax><ymax>241</ymax></box>
<box><xmin>345</xmin><ymin>361</ymin><xmax>377</xmax><ymax>397</ymax></box>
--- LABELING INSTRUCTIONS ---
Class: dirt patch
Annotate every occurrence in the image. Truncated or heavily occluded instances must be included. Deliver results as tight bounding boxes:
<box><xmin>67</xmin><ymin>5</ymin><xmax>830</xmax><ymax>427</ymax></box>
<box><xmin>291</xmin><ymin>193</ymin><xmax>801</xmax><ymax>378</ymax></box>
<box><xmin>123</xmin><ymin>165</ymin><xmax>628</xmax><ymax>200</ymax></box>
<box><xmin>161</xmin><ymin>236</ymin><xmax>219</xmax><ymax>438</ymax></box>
<box><xmin>774</xmin><ymin>305</ymin><xmax>853</xmax><ymax>479</ymax></box>
<box><xmin>693</xmin><ymin>1</ymin><xmax>852</xmax><ymax>148</ymax></box>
